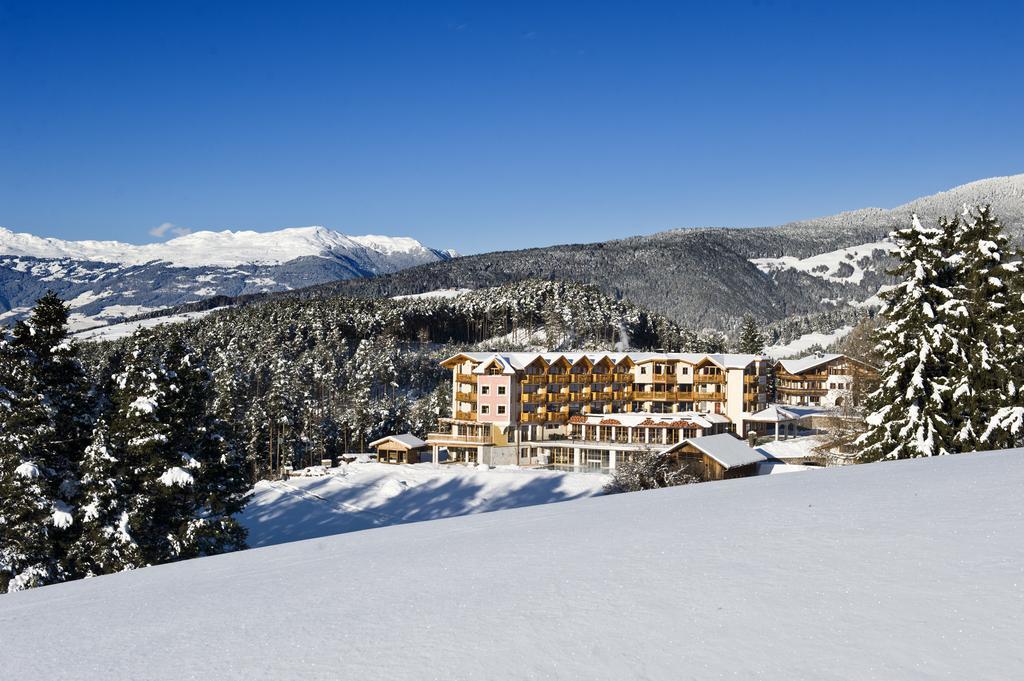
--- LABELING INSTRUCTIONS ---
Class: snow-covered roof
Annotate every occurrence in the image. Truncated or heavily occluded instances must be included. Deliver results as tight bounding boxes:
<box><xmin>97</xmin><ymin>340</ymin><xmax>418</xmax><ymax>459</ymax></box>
<box><xmin>683</xmin><ymin>434</ymin><xmax>770</xmax><ymax>469</ymax></box>
<box><xmin>776</xmin><ymin>353</ymin><xmax>844</xmax><ymax>374</ymax></box>
<box><xmin>572</xmin><ymin>411</ymin><xmax>727</xmax><ymax>429</ymax></box>
<box><xmin>745</xmin><ymin>405</ymin><xmax>801</xmax><ymax>423</ymax></box>
<box><xmin>443</xmin><ymin>351</ymin><xmax>768</xmax><ymax>372</ymax></box>
<box><xmin>368</xmin><ymin>433</ymin><xmax>428</xmax><ymax>450</ymax></box>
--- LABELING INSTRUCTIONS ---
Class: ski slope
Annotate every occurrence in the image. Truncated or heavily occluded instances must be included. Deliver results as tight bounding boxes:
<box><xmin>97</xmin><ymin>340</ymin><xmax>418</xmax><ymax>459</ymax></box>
<box><xmin>2</xmin><ymin>451</ymin><xmax>1022</xmax><ymax>680</ymax></box>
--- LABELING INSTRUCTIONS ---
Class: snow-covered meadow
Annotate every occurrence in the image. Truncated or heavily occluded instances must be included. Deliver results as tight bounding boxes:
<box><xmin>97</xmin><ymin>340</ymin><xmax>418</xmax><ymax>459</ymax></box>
<box><xmin>241</xmin><ymin>461</ymin><xmax>608</xmax><ymax>547</ymax></box>
<box><xmin>2</xmin><ymin>451</ymin><xmax>1022</xmax><ymax>680</ymax></box>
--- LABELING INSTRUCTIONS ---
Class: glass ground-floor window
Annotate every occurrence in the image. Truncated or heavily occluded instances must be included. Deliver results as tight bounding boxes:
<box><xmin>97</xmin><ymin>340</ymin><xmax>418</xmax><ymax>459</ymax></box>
<box><xmin>551</xmin><ymin>448</ymin><xmax>573</xmax><ymax>466</ymax></box>
<box><xmin>449</xmin><ymin>447</ymin><xmax>478</xmax><ymax>464</ymax></box>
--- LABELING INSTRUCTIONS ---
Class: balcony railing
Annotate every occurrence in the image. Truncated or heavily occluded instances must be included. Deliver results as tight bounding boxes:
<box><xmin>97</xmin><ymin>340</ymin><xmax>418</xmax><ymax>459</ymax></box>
<box><xmin>455</xmin><ymin>391</ymin><xmax>478</xmax><ymax>402</ymax></box>
<box><xmin>548</xmin><ymin>374</ymin><xmax>571</xmax><ymax>384</ymax></box>
<box><xmin>455</xmin><ymin>373</ymin><xmax>478</xmax><ymax>384</ymax></box>
<box><xmin>694</xmin><ymin>374</ymin><xmax>724</xmax><ymax>384</ymax></box>
<box><xmin>695</xmin><ymin>391</ymin><xmax>726</xmax><ymax>402</ymax></box>
<box><xmin>520</xmin><ymin>412</ymin><xmax>545</xmax><ymax>424</ymax></box>
<box><xmin>612</xmin><ymin>373</ymin><xmax>633</xmax><ymax>383</ymax></box>
<box><xmin>778</xmin><ymin>386</ymin><xmax>827</xmax><ymax>396</ymax></box>
<box><xmin>450</xmin><ymin>411</ymin><xmax>478</xmax><ymax>422</ymax></box>
<box><xmin>427</xmin><ymin>432</ymin><xmax>492</xmax><ymax>444</ymax></box>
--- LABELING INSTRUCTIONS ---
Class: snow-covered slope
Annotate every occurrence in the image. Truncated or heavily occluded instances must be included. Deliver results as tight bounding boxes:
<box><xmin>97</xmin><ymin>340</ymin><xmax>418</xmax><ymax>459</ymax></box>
<box><xmin>2</xmin><ymin>451</ymin><xmax>1021</xmax><ymax>680</ymax></box>
<box><xmin>0</xmin><ymin>225</ymin><xmax>456</xmax><ymax>328</ymax></box>
<box><xmin>241</xmin><ymin>461</ymin><xmax>607</xmax><ymax>547</ymax></box>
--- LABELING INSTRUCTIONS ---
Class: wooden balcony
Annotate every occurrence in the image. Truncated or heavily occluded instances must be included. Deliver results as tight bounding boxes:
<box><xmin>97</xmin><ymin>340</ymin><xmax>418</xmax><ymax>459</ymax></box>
<box><xmin>548</xmin><ymin>374</ymin><xmax>571</xmax><ymax>384</ymax></box>
<box><xmin>521</xmin><ymin>392</ymin><xmax>544</xmax><ymax>404</ymax></box>
<box><xmin>456</xmin><ymin>391</ymin><xmax>477</xmax><ymax>402</ymax></box>
<box><xmin>743</xmin><ymin>374</ymin><xmax>762</xmax><ymax>384</ymax></box>
<box><xmin>694</xmin><ymin>373</ymin><xmax>724</xmax><ymax>384</ymax></box>
<box><xmin>455</xmin><ymin>373</ymin><xmax>478</xmax><ymax>384</ymax></box>
<box><xmin>778</xmin><ymin>371</ymin><xmax>828</xmax><ymax>382</ymax></box>
<box><xmin>547</xmin><ymin>393</ymin><xmax>569</xmax><ymax>403</ymax></box>
<box><xmin>695</xmin><ymin>391</ymin><xmax>726</xmax><ymax>402</ymax></box>
<box><xmin>520</xmin><ymin>412</ymin><xmax>545</xmax><ymax>424</ymax></box>
<box><xmin>451</xmin><ymin>411</ymin><xmax>478</xmax><ymax>421</ymax></box>
<box><xmin>569</xmin><ymin>374</ymin><xmax>592</xmax><ymax>384</ymax></box>
<box><xmin>523</xmin><ymin>374</ymin><xmax>547</xmax><ymax>385</ymax></box>
<box><xmin>612</xmin><ymin>373</ymin><xmax>633</xmax><ymax>383</ymax></box>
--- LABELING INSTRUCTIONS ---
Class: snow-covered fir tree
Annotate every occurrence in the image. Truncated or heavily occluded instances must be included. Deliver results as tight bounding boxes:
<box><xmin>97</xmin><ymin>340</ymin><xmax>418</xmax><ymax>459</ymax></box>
<box><xmin>734</xmin><ymin>315</ymin><xmax>765</xmax><ymax>354</ymax></box>
<box><xmin>74</xmin><ymin>337</ymin><xmax>247</xmax><ymax>574</ymax></box>
<box><xmin>857</xmin><ymin>215</ymin><xmax>961</xmax><ymax>461</ymax></box>
<box><xmin>939</xmin><ymin>206</ymin><xmax>1024</xmax><ymax>450</ymax></box>
<box><xmin>0</xmin><ymin>292</ymin><xmax>90</xmax><ymax>592</ymax></box>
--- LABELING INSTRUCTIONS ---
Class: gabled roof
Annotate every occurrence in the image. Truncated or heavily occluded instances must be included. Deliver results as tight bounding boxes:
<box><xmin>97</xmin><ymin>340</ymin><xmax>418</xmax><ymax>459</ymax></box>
<box><xmin>746</xmin><ymin>405</ymin><xmax>801</xmax><ymax>423</ymax></box>
<box><xmin>776</xmin><ymin>353</ymin><xmax>844</xmax><ymax>374</ymax></box>
<box><xmin>369</xmin><ymin>433</ymin><xmax>428</xmax><ymax>449</ymax></box>
<box><xmin>682</xmin><ymin>434</ymin><xmax>770</xmax><ymax>469</ymax></box>
<box><xmin>439</xmin><ymin>351</ymin><xmax>770</xmax><ymax>372</ymax></box>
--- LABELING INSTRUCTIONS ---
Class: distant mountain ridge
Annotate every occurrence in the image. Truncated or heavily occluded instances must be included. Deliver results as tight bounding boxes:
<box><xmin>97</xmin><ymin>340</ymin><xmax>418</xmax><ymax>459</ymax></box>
<box><xmin>251</xmin><ymin>174</ymin><xmax>1023</xmax><ymax>331</ymax></box>
<box><xmin>0</xmin><ymin>225</ymin><xmax>456</xmax><ymax>329</ymax></box>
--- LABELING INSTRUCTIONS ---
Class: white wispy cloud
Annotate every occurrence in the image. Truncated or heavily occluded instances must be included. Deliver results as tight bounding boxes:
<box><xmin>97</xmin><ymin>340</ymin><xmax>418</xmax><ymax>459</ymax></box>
<box><xmin>149</xmin><ymin>222</ymin><xmax>192</xmax><ymax>239</ymax></box>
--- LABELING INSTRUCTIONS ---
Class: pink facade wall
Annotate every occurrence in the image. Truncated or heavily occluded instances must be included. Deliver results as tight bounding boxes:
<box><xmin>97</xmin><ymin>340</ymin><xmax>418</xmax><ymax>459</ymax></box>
<box><xmin>477</xmin><ymin>375</ymin><xmax>513</xmax><ymax>422</ymax></box>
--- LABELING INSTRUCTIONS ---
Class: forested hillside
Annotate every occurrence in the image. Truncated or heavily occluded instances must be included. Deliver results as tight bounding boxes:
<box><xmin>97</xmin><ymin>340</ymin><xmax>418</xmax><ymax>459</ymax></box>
<box><xmin>78</xmin><ymin>281</ymin><xmax>704</xmax><ymax>480</ymax></box>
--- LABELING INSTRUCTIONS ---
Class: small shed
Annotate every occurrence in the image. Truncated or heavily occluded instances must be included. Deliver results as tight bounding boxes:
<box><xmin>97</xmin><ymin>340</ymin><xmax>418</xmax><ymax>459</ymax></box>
<box><xmin>369</xmin><ymin>434</ymin><xmax>428</xmax><ymax>465</ymax></box>
<box><xmin>672</xmin><ymin>433</ymin><xmax>770</xmax><ymax>481</ymax></box>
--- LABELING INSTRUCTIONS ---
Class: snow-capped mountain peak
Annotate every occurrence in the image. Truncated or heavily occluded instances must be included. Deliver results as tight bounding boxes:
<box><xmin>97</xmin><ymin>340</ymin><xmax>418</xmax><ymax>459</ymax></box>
<box><xmin>0</xmin><ymin>224</ymin><xmax>454</xmax><ymax>268</ymax></box>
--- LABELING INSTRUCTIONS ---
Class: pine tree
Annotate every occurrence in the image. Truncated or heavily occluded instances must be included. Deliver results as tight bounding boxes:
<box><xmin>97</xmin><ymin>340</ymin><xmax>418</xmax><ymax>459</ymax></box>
<box><xmin>0</xmin><ymin>292</ymin><xmax>91</xmax><ymax>591</ymax></box>
<box><xmin>735</xmin><ymin>315</ymin><xmax>765</xmax><ymax>354</ymax></box>
<box><xmin>0</xmin><ymin>337</ymin><xmax>66</xmax><ymax>591</ymax></box>
<box><xmin>73</xmin><ymin>337</ymin><xmax>247</xmax><ymax>574</ymax></box>
<box><xmin>857</xmin><ymin>215</ymin><xmax>960</xmax><ymax>461</ymax></box>
<box><xmin>940</xmin><ymin>206</ymin><xmax>1024</xmax><ymax>450</ymax></box>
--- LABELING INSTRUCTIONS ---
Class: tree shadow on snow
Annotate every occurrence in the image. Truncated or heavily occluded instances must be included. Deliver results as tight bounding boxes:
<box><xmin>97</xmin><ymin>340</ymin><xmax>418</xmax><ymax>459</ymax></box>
<box><xmin>241</xmin><ymin>470</ymin><xmax>598</xmax><ymax>548</ymax></box>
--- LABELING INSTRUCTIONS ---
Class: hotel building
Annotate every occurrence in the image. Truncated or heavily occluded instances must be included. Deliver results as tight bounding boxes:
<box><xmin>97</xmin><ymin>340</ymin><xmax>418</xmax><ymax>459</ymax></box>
<box><xmin>426</xmin><ymin>352</ymin><xmax>772</xmax><ymax>467</ymax></box>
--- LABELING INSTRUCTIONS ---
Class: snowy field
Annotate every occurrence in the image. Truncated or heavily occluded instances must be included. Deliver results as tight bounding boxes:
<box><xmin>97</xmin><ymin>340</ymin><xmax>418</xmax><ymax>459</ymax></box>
<box><xmin>71</xmin><ymin>307</ymin><xmax>224</xmax><ymax>341</ymax></box>
<box><xmin>2</xmin><ymin>451</ymin><xmax>1023</xmax><ymax>680</ymax></box>
<box><xmin>765</xmin><ymin>325</ymin><xmax>854</xmax><ymax>358</ymax></box>
<box><xmin>241</xmin><ymin>461</ymin><xmax>608</xmax><ymax>547</ymax></box>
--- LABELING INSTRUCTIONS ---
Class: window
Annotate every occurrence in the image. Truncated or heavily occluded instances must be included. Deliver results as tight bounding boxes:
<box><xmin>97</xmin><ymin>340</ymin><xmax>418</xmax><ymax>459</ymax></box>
<box><xmin>481</xmin><ymin>405</ymin><xmax>490</xmax><ymax>414</ymax></box>
<box><xmin>497</xmin><ymin>386</ymin><xmax>506</xmax><ymax>395</ymax></box>
<box><xmin>497</xmin><ymin>405</ymin><xmax>506</xmax><ymax>415</ymax></box>
<box><xmin>680</xmin><ymin>367</ymin><xmax>689</xmax><ymax>375</ymax></box>
<box><xmin>481</xmin><ymin>385</ymin><xmax>490</xmax><ymax>395</ymax></box>
<box><xmin>640</xmin><ymin>366</ymin><xmax>647</xmax><ymax>375</ymax></box>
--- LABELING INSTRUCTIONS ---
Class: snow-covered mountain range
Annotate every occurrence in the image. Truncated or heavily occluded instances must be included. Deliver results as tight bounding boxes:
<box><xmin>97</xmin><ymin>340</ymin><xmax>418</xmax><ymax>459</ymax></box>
<box><xmin>0</xmin><ymin>226</ymin><xmax>456</xmax><ymax>329</ymax></box>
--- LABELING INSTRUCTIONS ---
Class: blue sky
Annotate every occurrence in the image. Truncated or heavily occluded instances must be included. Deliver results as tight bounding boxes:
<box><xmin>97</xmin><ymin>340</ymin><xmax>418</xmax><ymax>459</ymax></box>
<box><xmin>2</xmin><ymin>1</ymin><xmax>1022</xmax><ymax>254</ymax></box>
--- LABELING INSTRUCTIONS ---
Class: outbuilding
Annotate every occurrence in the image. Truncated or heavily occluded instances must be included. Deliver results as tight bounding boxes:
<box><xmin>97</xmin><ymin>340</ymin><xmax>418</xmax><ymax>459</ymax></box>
<box><xmin>369</xmin><ymin>434</ymin><xmax>428</xmax><ymax>465</ymax></box>
<box><xmin>672</xmin><ymin>433</ymin><xmax>770</xmax><ymax>481</ymax></box>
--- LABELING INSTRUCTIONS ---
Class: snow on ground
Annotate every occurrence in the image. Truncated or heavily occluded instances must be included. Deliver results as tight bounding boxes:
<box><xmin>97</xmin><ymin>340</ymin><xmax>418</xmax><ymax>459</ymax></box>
<box><xmin>241</xmin><ymin>461</ymin><xmax>607</xmax><ymax>547</ymax></box>
<box><xmin>757</xmin><ymin>434</ymin><xmax>824</xmax><ymax>459</ymax></box>
<box><xmin>766</xmin><ymin>325</ymin><xmax>853</xmax><ymax>358</ymax></box>
<box><xmin>72</xmin><ymin>308</ymin><xmax>225</xmax><ymax>342</ymax></box>
<box><xmin>390</xmin><ymin>288</ymin><xmax>473</xmax><ymax>300</ymax></box>
<box><xmin>3</xmin><ymin>451</ymin><xmax>1023</xmax><ymax>680</ymax></box>
<box><xmin>750</xmin><ymin>239</ymin><xmax>897</xmax><ymax>285</ymax></box>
